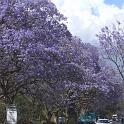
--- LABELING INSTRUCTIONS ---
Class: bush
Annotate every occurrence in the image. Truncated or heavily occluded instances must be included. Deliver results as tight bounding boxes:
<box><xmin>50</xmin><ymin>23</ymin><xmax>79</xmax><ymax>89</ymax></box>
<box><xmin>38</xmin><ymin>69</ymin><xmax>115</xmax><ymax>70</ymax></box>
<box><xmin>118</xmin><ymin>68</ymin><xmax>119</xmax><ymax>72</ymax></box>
<box><xmin>17</xmin><ymin>119</ymin><xmax>34</xmax><ymax>124</ymax></box>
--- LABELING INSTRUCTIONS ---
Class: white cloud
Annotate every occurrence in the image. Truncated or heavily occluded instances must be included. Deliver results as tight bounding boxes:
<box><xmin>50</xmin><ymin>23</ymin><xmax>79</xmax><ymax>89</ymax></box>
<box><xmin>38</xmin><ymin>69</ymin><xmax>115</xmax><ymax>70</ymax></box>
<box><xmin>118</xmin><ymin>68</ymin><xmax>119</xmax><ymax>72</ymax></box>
<box><xmin>52</xmin><ymin>0</ymin><xmax>124</xmax><ymax>45</ymax></box>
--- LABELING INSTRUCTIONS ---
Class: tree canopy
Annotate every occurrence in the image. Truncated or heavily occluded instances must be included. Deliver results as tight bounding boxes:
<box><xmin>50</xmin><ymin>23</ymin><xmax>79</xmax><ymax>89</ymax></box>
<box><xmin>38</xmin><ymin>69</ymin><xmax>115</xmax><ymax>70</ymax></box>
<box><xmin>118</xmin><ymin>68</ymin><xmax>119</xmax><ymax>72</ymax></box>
<box><xmin>0</xmin><ymin>0</ymin><xmax>121</xmax><ymax>121</ymax></box>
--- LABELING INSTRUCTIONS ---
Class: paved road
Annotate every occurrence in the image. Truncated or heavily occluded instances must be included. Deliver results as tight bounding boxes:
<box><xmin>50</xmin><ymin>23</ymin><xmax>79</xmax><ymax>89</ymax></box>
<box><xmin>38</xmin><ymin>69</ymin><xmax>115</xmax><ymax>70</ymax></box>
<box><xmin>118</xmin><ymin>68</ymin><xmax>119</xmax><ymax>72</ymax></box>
<box><xmin>112</xmin><ymin>121</ymin><xmax>122</xmax><ymax>124</ymax></box>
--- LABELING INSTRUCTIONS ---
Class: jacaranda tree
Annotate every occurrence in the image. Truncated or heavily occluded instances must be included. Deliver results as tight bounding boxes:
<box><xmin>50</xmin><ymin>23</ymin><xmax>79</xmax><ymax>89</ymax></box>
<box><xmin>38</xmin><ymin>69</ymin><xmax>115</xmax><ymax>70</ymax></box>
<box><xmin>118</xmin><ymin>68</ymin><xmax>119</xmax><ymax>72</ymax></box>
<box><xmin>97</xmin><ymin>21</ymin><xmax>124</xmax><ymax>84</ymax></box>
<box><xmin>0</xmin><ymin>0</ymin><xmax>71</xmax><ymax>104</ymax></box>
<box><xmin>0</xmin><ymin>1</ymin><xmax>121</xmax><ymax>122</ymax></box>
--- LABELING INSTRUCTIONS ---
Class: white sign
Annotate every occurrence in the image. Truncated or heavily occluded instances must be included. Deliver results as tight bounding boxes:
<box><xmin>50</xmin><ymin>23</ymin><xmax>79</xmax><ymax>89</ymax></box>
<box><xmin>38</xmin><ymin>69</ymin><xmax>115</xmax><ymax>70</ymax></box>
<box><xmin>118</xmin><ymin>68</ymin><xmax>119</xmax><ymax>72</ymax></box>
<box><xmin>6</xmin><ymin>106</ymin><xmax>17</xmax><ymax>124</ymax></box>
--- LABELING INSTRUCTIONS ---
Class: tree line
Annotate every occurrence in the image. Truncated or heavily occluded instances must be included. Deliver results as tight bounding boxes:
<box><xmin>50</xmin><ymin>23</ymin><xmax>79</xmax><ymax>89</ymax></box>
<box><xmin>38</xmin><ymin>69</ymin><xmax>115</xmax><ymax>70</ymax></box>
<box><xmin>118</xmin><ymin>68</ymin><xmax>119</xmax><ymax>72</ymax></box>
<box><xmin>0</xmin><ymin>0</ymin><xmax>123</xmax><ymax>123</ymax></box>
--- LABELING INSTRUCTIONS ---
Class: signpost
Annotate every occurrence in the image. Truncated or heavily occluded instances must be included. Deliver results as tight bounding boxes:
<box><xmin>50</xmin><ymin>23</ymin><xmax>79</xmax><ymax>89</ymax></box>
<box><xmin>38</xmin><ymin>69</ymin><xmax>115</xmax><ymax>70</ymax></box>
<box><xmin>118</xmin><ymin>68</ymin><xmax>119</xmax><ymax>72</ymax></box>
<box><xmin>79</xmin><ymin>112</ymin><xmax>96</xmax><ymax>123</ymax></box>
<box><xmin>6</xmin><ymin>105</ymin><xmax>17</xmax><ymax>124</ymax></box>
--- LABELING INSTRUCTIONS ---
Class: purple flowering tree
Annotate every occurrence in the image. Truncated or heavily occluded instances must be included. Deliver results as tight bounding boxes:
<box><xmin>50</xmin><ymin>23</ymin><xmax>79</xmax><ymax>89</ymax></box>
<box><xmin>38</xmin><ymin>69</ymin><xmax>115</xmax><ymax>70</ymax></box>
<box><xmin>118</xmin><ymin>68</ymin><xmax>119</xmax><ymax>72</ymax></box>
<box><xmin>0</xmin><ymin>0</ymin><xmax>71</xmax><ymax>104</ymax></box>
<box><xmin>96</xmin><ymin>22</ymin><xmax>124</xmax><ymax>84</ymax></box>
<box><xmin>29</xmin><ymin>35</ymin><xmax>121</xmax><ymax>115</ymax></box>
<box><xmin>0</xmin><ymin>1</ymin><xmax>121</xmax><ymax>119</ymax></box>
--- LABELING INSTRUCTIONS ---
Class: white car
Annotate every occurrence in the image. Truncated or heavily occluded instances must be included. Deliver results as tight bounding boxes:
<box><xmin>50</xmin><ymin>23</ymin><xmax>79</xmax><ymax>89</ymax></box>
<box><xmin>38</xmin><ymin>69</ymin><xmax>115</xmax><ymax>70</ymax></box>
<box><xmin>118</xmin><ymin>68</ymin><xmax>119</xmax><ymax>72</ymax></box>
<box><xmin>96</xmin><ymin>119</ymin><xmax>111</xmax><ymax>124</ymax></box>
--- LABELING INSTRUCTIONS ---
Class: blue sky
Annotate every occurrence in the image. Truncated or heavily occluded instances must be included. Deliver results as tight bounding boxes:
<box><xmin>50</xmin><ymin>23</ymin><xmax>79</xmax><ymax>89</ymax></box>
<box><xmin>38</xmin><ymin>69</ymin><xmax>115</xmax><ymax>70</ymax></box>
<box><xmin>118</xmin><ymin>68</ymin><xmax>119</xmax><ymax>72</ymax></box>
<box><xmin>52</xmin><ymin>0</ymin><xmax>124</xmax><ymax>45</ymax></box>
<box><xmin>105</xmin><ymin>0</ymin><xmax>124</xmax><ymax>8</ymax></box>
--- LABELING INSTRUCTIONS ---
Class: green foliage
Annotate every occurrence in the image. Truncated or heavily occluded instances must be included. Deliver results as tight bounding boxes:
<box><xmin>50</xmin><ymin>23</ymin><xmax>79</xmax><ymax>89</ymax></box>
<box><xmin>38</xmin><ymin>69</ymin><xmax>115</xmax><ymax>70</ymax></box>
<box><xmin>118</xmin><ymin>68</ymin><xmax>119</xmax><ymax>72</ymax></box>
<box><xmin>0</xmin><ymin>94</ymin><xmax>119</xmax><ymax>124</ymax></box>
<box><xmin>15</xmin><ymin>95</ymin><xmax>34</xmax><ymax>122</ymax></box>
<box><xmin>67</xmin><ymin>117</ymin><xmax>76</xmax><ymax>124</ymax></box>
<box><xmin>0</xmin><ymin>101</ymin><xmax>5</xmax><ymax>124</ymax></box>
<box><xmin>14</xmin><ymin>95</ymin><xmax>59</xmax><ymax>124</ymax></box>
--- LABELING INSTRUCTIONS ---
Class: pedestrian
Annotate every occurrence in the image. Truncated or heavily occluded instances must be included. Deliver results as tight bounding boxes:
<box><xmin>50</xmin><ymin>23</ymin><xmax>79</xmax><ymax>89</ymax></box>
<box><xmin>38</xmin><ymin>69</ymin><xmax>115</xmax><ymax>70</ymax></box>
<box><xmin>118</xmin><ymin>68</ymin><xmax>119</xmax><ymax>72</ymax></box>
<box><xmin>121</xmin><ymin>118</ymin><xmax>124</xmax><ymax>124</ymax></box>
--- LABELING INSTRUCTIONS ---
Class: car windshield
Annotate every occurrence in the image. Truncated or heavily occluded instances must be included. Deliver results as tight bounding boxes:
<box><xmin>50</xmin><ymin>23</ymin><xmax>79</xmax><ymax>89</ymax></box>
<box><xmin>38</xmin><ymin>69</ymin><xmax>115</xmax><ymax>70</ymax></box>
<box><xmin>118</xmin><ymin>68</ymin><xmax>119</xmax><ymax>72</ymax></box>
<box><xmin>97</xmin><ymin>120</ymin><xmax>109</xmax><ymax>123</ymax></box>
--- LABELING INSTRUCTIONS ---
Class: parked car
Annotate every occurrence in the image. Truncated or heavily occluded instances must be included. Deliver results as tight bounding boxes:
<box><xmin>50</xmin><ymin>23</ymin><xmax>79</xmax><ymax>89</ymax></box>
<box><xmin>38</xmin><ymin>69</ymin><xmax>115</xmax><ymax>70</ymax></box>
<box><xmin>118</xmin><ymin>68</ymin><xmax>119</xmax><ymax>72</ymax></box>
<box><xmin>109</xmin><ymin>119</ymin><xmax>112</xmax><ymax>124</ymax></box>
<box><xmin>96</xmin><ymin>119</ymin><xmax>110</xmax><ymax>124</ymax></box>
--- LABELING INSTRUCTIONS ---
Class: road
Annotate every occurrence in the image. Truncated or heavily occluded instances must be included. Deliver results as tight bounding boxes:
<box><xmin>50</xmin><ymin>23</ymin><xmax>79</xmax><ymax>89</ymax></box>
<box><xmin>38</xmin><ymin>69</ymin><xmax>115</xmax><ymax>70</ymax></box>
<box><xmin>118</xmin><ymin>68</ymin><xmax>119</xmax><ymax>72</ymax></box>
<box><xmin>112</xmin><ymin>121</ymin><xmax>122</xmax><ymax>124</ymax></box>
